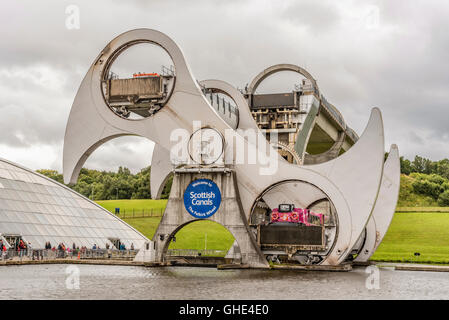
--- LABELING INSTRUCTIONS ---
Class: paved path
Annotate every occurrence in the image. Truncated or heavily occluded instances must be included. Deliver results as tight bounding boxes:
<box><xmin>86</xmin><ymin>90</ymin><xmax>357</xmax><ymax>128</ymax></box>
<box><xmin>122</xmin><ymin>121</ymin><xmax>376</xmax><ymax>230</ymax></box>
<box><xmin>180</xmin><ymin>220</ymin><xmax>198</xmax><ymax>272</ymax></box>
<box><xmin>374</xmin><ymin>262</ymin><xmax>449</xmax><ymax>272</ymax></box>
<box><xmin>0</xmin><ymin>259</ymin><xmax>144</xmax><ymax>266</ymax></box>
<box><xmin>2</xmin><ymin>259</ymin><xmax>449</xmax><ymax>272</ymax></box>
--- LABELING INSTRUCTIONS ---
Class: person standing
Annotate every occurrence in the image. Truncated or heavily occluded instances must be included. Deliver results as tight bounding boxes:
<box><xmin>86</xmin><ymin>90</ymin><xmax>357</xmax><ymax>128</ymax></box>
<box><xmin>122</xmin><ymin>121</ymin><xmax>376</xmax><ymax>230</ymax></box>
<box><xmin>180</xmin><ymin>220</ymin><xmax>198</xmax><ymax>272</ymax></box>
<box><xmin>1</xmin><ymin>242</ymin><xmax>7</xmax><ymax>260</ymax></box>
<box><xmin>18</xmin><ymin>239</ymin><xmax>26</xmax><ymax>258</ymax></box>
<box><xmin>27</xmin><ymin>242</ymin><xmax>32</xmax><ymax>258</ymax></box>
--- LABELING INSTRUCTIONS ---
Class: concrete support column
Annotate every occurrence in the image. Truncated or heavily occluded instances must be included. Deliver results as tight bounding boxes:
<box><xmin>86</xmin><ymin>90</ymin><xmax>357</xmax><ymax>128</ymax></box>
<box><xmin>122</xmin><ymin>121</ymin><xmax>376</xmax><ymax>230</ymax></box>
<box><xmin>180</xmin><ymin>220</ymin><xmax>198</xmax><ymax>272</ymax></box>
<box><xmin>151</xmin><ymin>168</ymin><xmax>268</xmax><ymax>268</ymax></box>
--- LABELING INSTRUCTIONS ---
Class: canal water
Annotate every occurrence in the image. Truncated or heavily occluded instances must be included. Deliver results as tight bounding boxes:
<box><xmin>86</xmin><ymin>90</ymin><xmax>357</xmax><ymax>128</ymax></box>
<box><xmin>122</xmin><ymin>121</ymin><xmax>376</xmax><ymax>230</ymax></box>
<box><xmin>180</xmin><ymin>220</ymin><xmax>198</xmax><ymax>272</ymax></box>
<box><xmin>0</xmin><ymin>264</ymin><xmax>448</xmax><ymax>299</ymax></box>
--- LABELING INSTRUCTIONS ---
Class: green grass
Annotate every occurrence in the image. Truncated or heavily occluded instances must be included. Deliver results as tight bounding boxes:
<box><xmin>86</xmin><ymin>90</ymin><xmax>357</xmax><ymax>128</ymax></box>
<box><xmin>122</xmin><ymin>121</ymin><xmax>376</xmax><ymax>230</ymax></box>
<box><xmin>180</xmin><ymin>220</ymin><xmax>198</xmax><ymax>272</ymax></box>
<box><xmin>122</xmin><ymin>217</ymin><xmax>234</xmax><ymax>252</ymax></box>
<box><xmin>396</xmin><ymin>207</ymin><xmax>449</xmax><ymax>212</ymax></box>
<box><xmin>96</xmin><ymin>199</ymin><xmax>449</xmax><ymax>264</ymax></box>
<box><xmin>371</xmin><ymin>212</ymin><xmax>449</xmax><ymax>264</ymax></box>
<box><xmin>98</xmin><ymin>200</ymin><xmax>234</xmax><ymax>252</ymax></box>
<box><xmin>96</xmin><ymin>199</ymin><xmax>167</xmax><ymax>214</ymax></box>
<box><xmin>122</xmin><ymin>217</ymin><xmax>162</xmax><ymax>240</ymax></box>
<box><xmin>167</xmin><ymin>220</ymin><xmax>234</xmax><ymax>251</ymax></box>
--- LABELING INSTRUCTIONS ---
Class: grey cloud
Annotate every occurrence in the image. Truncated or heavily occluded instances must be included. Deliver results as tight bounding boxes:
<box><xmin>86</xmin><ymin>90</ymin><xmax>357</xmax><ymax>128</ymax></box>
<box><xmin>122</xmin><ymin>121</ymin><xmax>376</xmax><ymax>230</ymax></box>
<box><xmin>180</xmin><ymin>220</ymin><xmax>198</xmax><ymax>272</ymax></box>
<box><xmin>280</xmin><ymin>0</ymin><xmax>341</xmax><ymax>33</ymax></box>
<box><xmin>83</xmin><ymin>137</ymin><xmax>154</xmax><ymax>174</ymax></box>
<box><xmin>1</xmin><ymin>0</ymin><xmax>449</xmax><ymax>171</ymax></box>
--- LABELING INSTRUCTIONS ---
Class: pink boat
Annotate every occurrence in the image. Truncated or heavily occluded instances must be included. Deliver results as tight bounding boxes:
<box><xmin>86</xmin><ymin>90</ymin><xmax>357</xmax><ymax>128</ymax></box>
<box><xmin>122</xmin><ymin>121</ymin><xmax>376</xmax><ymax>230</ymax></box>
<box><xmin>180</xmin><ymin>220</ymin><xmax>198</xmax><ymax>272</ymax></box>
<box><xmin>270</xmin><ymin>204</ymin><xmax>324</xmax><ymax>226</ymax></box>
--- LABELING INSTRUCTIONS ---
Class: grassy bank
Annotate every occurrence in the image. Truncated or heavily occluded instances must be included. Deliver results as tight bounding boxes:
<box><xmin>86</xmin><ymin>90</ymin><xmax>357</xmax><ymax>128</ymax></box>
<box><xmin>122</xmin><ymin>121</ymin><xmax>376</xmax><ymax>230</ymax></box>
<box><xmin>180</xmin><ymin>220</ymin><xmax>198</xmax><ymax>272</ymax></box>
<box><xmin>371</xmin><ymin>212</ymin><xmax>449</xmax><ymax>264</ymax></box>
<box><xmin>396</xmin><ymin>207</ymin><xmax>449</xmax><ymax>212</ymax></box>
<box><xmin>121</xmin><ymin>217</ymin><xmax>161</xmax><ymax>239</ymax></box>
<box><xmin>96</xmin><ymin>199</ymin><xmax>449</xmax><ymax>263</ymax></box>
<box><xmin>122</xmin><ymin>217</ymin><xmax>234</xmax><ymax>252</ymax></box>
<box><xmin>98</xmin><ymin>200</ymin><xmax>233</xmax><ymax>251</ymax></box>
<box><xmin>96</xmin><ymin>199</ymin><xmax>167</xmax><ymax>216</ymax></box>
<box><xmin>96</xmin><ymin>199</ymin><xmax>168</xmax><ymax>212</ymax></box>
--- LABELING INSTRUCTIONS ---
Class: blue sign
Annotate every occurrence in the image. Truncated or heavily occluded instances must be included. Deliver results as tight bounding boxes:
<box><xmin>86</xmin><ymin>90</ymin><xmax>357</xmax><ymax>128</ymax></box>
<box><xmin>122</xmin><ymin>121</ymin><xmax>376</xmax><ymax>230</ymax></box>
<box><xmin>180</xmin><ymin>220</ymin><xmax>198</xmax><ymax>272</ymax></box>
<box><xmin>183</xmin><ymin>179</ymin><xmax>221</xmax><ymax>219</ymax></box>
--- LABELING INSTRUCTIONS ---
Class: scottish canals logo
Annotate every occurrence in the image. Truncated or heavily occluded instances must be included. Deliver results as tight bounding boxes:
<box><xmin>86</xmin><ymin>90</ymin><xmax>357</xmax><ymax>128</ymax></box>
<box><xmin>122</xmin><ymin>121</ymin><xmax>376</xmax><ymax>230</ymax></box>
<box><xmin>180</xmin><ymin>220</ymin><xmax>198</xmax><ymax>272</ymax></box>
<box><xmin>183</xmin><ymin>179</ymin><xmax>221</xmax><ymax>219</ymax></box>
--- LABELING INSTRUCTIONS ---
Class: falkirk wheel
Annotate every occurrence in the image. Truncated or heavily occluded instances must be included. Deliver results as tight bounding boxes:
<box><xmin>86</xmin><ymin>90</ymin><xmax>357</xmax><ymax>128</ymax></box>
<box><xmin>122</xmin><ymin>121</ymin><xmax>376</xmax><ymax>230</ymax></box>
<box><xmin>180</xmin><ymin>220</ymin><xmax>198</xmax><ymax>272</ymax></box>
<box><xmin>63</xmin><ymin>29</ymin><xmax>400</xmax><ymax>268</ymax></box>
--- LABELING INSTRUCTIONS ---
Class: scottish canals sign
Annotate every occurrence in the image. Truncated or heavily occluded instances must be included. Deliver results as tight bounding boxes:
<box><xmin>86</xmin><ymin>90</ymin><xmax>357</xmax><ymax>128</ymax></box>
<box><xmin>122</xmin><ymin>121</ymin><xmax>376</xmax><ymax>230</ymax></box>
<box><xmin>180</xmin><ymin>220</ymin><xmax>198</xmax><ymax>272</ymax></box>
<box><xmin>183</xmin><ymin>179</ymin><xmax>221</xmax><ymax>219</ymax></box>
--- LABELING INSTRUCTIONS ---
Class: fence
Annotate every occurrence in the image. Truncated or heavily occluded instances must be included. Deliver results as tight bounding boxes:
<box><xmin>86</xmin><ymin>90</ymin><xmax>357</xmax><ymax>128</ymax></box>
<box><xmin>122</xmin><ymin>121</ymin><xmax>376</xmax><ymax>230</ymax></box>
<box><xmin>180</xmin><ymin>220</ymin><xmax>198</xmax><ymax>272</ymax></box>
<box><xmin>166</xmin><ymin>249</ymin><xmax>227</xmax><ymax>257</ymax></box>
<box><xmin>395</xmin><ymin>207</ymin><xmax>449</xmax><ymax>213</ymax></box>
<box><xmin>114</xmin><ymin>207</ymin><xmax>165</xmax><ymax>219</ymax></box>
<box><xmin>1</xmin><ymin>248</ymin><xmax>138</xmax><ymax>262</ymax></box>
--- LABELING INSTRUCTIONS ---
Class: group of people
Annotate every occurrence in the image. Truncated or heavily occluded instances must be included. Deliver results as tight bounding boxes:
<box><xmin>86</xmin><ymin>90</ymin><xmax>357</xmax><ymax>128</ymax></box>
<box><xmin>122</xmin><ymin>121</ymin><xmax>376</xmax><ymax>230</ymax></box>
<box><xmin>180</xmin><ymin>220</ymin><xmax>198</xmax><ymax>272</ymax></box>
<box><xmin>43</xmin><ymin>242</ymin><xmax>133</xmax><ymax>252</ymax></box>
<box><xmin>17</xmin><ymin>240</ymin><xmax>30</xmax><ymax>257</ymax></box>
<box><xmin>0</xmin><ymin>239</ymin><xmax>32</xmax><ymax>260</ymax></box>
<box><xmin>44</xmin><ymin>241</ymin><xmax>52</xmax><ymax>249</ymax></box>
<box><xmin>42</xmin><ymin>241</ymin><xmax>78</xmax><ymax>258</ymax></box>
<box><xmin>0</xmin><ymin>239</ymin><xmax>136</xmax><ymax>261</ymax></box>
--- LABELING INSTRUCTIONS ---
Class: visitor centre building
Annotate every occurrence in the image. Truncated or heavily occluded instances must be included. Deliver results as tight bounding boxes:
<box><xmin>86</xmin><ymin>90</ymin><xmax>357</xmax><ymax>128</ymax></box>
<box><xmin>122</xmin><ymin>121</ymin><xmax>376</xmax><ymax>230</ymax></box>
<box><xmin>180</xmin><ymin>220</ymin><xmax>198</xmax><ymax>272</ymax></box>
<box><xmin>0</xmin><ymin>157</ymin><xmax>148</xmax><ymax>250</ymax></box>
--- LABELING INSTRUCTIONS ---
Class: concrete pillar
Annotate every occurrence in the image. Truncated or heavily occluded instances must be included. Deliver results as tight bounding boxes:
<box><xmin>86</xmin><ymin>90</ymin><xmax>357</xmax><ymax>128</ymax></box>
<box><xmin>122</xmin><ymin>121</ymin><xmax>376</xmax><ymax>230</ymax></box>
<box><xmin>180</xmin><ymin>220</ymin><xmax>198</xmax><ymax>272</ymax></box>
<box><xmin>151</xmin><ymin>168</ymin><xmax>269</xmax><ymax>268</ymax></box>
<box><xmin>134</xmin><ymin>241</ymin><xmax>155</xmax><ymax>262</ymax></box>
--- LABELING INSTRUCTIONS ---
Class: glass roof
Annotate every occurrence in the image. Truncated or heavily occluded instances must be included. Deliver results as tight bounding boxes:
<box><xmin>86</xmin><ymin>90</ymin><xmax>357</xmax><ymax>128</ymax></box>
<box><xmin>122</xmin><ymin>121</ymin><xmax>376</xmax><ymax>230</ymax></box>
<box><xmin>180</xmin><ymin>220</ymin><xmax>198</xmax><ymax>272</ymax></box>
<box><xmin>0</xmin><ymin>158</ymin><xmax>148</xmax><ymax>249</ymax></box>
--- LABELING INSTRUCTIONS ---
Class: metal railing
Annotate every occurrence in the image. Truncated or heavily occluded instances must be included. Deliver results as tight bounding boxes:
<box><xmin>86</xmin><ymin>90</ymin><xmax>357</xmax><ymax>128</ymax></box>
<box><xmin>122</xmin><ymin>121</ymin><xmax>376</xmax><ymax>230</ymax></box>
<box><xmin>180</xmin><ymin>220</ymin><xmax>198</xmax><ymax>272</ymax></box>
<box><xmin>320</xmin><ymin>94</ymin><xmax>345</xmax><ymax>129</ymax></box>
<box><xmin>319</xmin><ymin>94</ymin><xmax>359</xmax><ymax>144</ymax></box>
<box><xmin>202</xmin><ymin>91</ymin><xmax>239</xmax><ymax>118</ymax></box>
<box><xmin>345</xmin><ymin>126</ymin><xmax>359</xmax><ymax>142</ymax></box>
<box><xmin>161</xmin><ymin>65</ymin><xmax>175</xmax><ymax>77</ymax></box>
<box><xmin>78</xmin><ymin>249</ymin><xmax>137</xmax><ymax>260</ymax></box>
<box><xmin>114</xmin><ymin>208</ymin><xmax>165</xmax><ymax>219</ymax></box>
<box><xmin>166</xmin><ymin>249</ymin><xmax>227</xmax><ymax>257</ymax></box>
<box><xmin>1</xmin><ymin>249</ymin><xmax>138</xmax><ymax>262</ymax></box>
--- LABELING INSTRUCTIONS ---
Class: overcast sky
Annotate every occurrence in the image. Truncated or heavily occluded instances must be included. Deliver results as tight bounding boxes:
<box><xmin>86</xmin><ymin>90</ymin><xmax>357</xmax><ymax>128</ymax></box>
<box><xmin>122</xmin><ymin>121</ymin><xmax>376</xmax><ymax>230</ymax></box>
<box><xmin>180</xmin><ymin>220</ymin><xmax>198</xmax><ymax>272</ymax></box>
<box><xmin>1</xmin><ymin>0</ymin><xmax>448</xmax><ymax>173</ymax></box>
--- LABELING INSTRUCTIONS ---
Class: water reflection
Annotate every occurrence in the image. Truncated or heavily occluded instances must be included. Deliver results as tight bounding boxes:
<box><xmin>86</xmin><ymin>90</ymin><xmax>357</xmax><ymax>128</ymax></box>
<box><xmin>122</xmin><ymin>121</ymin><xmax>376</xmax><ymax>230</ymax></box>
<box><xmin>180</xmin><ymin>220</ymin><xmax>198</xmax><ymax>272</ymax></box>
<box><xmin>0</xmin><ymin>265</ymin><xmax>448</xmax><ymax>300</ymax></box>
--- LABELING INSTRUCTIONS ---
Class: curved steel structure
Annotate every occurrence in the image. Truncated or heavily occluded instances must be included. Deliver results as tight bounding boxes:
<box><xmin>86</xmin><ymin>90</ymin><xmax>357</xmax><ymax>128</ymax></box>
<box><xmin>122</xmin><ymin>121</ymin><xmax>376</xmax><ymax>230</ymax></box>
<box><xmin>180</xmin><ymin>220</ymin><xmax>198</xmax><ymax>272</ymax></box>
<box><xmin>354</xmin><ymin>144</ymin><xmax>400</xmax><ymax>262</ymax></box>
<box><xmin>246</xmin><ymin>63</ymin><xmax>359</xmax><ymax>164</ymax></box>
<box><xmin>244</xmin><ymin>64</ymin><xmax>399</xmax><ymax>262</ymax></box>
<box><xmin>247</xmin><ymin>63</ymin><xmax>320</xmax><ymax>96</ymax></box>
<box><xmin>63</xmin><ymin>29</ymin><xmax>398</xmax><ymax>266</ymax></box>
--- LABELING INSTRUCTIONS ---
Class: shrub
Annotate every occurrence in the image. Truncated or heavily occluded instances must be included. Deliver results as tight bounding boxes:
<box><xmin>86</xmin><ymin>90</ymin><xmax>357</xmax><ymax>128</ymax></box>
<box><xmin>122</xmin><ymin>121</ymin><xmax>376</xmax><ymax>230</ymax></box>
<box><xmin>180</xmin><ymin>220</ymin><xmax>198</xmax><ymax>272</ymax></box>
<box><xmin>412</xmin><ymin>179</ymin><xmax>441</xmax><ymax>199</ymax></box>
<box><xmin>428</xmin><ymin>174</ymin><xmax>446</xmax><ymax>185</ymax></box>
<box><xmin>442</xmin><ymin>182</ymin><xmax>449</xmax><ymax>191</ymax></box>
<box><xmin>438</xmin><ymin>190</ymin><xmax>449</xmax><ymax>206</ymax></box>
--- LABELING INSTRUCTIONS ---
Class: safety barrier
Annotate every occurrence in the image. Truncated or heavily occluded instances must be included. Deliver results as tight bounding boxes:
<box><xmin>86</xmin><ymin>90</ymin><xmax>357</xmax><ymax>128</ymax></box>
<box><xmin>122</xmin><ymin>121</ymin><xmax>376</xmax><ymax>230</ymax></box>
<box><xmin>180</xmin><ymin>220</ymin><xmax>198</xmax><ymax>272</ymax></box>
<box><xmin>166</xmin><ymin>249</ymin><xmax>227</xmax><ymax>257</ymax></box>
<box><xmin>114</xmin><ymin>208</ymin><xmax>165</xmax><ymax>219</ymax></box>
<box><xmin>0</xmin><ymin>249</ymin><xmax>138</xmax><ymax>262</ymax></box>
<box><xmin>345</xmin><ymin>126</ymin><xmax>359</xmax><ymax>142</ymax></box>
<box><xmin>202</xmin><ymin>90</ymin><xmax>239</xmax><ymax>118</ymax></box>
<box><xmin>320</xmin><ymin>95</ymin><xmax>345</xmax><ymax>129</ymax></box>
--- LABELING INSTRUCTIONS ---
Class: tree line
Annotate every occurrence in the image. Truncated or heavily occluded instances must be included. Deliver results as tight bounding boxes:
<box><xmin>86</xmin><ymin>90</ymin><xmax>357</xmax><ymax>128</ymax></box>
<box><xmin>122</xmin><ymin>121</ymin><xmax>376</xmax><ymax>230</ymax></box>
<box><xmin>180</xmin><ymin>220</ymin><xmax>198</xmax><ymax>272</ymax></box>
<box><xmin>400</xmin><ymin>155</ymin><xmax>449</xmax><ymax>206</ymax></box>
<box><xmin>35</xmin><ymin>154</ymin><xmax>449</xmax><ymax>205</ymax></box>
<box><xmin>37</xmin><ymin>166</ymin><xmax>172</xmax><ymax>200</ymax></box>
